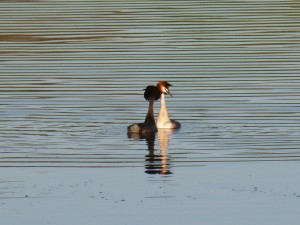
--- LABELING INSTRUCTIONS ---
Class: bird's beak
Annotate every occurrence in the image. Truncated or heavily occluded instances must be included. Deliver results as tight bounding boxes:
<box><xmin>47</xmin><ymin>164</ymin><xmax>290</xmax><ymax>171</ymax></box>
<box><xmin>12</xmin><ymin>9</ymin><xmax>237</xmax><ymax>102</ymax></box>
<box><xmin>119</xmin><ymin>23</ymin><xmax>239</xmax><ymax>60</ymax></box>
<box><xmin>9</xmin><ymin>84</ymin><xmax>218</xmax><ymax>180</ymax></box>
<box><xmin>168</xmin><ymin>84</ymin><xmax>173</xmax><ymax>97</ymax></box>
<box><xmin>163</xmin><ymin>87</ymin><xmax>173</xmax><ymax>97</ymax></box>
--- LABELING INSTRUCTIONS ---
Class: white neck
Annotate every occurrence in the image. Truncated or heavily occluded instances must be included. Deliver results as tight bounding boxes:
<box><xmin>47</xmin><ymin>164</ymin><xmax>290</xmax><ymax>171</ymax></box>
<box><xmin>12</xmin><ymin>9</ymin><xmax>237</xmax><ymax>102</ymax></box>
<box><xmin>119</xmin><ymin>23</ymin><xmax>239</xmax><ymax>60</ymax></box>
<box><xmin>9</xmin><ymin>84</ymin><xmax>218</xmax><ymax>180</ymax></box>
<box><xmin>157</xmin><ymin>94</ymin><xmax>171</xmax><ymax>127</ymax></box>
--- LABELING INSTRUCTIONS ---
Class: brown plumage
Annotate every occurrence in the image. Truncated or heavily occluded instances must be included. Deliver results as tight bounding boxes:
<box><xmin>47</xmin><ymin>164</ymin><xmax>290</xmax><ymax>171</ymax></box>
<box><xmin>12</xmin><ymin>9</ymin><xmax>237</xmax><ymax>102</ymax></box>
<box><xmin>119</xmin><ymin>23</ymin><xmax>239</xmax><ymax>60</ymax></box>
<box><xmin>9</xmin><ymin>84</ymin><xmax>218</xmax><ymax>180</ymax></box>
<box><xmin>127</xmin><ymin>85</ymin><xmax>160</xmax><ymax>135</ymax></box>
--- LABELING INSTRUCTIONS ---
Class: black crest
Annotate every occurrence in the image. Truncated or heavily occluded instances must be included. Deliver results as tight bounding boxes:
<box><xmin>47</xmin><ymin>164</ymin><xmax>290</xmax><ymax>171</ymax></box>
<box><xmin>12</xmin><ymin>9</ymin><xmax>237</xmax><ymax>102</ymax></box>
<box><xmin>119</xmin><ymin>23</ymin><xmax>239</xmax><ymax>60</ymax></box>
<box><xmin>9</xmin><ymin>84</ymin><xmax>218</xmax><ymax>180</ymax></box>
<box><xmin>144</xmin><ymin>85</ymin><xmax>161</xmax><ymax>101</ymax></box>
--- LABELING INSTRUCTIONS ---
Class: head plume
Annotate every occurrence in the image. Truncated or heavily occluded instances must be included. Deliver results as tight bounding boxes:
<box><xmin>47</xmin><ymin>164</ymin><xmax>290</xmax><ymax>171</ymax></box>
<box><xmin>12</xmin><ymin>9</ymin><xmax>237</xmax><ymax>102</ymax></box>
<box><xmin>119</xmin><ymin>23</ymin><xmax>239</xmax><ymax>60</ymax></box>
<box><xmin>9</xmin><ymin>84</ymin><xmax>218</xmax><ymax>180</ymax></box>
<box><xmin>144</xmin><ymin>85</ymin><xmax>161</xmax><ymax>101</ymax></box>
<box><xmin>156</xmin><ymin>81</ymin><xmax>173</xmax><ymax>96</ymax></box>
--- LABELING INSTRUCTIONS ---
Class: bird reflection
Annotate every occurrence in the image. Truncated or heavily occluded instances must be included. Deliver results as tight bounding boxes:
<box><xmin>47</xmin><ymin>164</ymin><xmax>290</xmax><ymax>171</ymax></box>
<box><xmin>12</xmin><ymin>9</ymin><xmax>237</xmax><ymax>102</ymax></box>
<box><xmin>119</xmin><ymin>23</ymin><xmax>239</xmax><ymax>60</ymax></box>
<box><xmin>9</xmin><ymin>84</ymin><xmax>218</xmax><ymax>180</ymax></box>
<box><xmin>128</xmin><ymin>128</ymin><xmax>175</xmax><ymax>175</ymax></box>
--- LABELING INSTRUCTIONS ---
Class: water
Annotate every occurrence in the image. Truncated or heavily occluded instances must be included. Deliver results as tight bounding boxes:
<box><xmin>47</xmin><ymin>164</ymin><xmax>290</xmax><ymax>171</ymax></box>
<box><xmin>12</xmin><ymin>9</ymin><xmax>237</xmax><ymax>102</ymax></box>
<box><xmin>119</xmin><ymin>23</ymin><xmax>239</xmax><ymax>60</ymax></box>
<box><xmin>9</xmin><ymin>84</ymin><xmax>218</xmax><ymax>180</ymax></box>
<box><xmin>0</xmin><ymin>1</ymin><xmax>300</xmax><ymax>224</ymax></box>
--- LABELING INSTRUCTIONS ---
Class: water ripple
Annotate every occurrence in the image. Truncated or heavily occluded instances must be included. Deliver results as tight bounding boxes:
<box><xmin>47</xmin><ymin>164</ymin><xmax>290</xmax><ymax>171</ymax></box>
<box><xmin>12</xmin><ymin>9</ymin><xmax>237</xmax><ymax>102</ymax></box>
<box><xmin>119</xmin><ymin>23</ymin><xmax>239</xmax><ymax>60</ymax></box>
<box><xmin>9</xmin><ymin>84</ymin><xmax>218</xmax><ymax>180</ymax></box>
<box><xmin>0</xmin><ymin>0</ymin><xmax>299</xmax><ymax>168</ymax></box>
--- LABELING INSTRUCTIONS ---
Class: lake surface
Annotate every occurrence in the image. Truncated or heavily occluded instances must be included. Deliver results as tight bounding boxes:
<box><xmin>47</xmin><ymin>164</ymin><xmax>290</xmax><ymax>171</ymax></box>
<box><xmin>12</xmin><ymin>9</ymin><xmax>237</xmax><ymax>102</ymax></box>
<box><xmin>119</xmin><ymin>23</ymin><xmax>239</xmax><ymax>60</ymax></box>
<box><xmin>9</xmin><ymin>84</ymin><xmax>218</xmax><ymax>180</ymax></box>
<box><xmin>0</xmin><ymin>1</ymin><xmax>300</xmax><ymax>225</ymax></box>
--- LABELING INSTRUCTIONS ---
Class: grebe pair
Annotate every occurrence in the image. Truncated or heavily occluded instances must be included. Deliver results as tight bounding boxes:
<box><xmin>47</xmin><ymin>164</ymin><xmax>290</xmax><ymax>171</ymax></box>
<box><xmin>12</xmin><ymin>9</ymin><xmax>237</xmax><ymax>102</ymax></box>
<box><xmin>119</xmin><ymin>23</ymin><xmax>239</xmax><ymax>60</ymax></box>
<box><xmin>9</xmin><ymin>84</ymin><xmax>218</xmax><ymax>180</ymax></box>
<box><xmin>127</xmin><ymin>81</ymin><xmax>181</xmax><ymax>135</ymax></box>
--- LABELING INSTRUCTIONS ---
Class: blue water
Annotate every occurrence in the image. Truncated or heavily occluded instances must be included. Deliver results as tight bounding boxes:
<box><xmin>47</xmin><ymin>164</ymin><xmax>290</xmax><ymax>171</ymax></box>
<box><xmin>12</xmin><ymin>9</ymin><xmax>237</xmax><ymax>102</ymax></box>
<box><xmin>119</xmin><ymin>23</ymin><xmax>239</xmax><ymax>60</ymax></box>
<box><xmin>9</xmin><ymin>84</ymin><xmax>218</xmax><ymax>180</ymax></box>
<box><xmin>0</xmin><ymin>1</ymin><xmax>300</xmax><ymax>224</ymax></box>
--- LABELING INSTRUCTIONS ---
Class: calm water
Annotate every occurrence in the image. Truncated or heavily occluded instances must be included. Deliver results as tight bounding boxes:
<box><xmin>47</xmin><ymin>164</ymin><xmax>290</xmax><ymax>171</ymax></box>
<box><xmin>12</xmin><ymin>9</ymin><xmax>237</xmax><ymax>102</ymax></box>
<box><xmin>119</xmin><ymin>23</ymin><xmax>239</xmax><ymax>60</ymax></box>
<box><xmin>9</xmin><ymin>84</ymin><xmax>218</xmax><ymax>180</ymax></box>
<box><xmin>0</xmin><ymin>1</ymin><xmax>300</xmax><ymax>225</ymax></box>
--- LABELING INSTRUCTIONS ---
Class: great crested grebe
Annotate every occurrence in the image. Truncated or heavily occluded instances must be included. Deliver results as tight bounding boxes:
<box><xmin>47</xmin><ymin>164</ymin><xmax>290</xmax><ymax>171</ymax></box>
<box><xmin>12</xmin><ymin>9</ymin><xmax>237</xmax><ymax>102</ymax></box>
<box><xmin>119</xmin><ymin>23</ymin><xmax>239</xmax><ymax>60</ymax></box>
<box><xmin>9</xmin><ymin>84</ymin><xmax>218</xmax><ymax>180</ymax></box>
<box><xmin>156</xmin><ymin>81</ymin><xmax>181</xmax><ymax>129</ymax></box>
<box><xmin>127</xmin><ymin>85</ymin><xmax>161</xmax><ymax>135</ymax></box>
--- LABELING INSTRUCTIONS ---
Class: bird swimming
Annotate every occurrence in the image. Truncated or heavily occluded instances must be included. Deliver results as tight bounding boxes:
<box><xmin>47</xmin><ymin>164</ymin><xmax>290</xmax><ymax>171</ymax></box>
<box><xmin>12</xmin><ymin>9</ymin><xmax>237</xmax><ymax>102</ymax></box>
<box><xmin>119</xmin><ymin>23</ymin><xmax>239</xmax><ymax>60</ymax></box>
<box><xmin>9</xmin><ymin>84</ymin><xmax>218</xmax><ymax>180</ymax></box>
<box><xmin>156</xmin><ymin>81</ymin><xmax>181</xmax><ymax>129</ymax></box>
<box><xmin>127</xmin><ymin>85</ymin><xmax>161</xmax><ymax>135</ymax></box>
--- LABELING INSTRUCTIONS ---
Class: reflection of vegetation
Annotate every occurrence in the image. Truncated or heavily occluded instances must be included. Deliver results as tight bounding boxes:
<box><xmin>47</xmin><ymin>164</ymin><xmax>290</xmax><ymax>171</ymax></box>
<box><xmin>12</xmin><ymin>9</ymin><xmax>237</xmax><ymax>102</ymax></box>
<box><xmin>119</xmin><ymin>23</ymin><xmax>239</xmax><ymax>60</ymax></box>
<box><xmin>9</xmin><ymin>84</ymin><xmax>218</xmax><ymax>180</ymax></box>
<box><xmin>0</xmin><ymin>34</ymin><xmax>47</xmax><ymax>42</ymax></box>
<box><xmin>0</xmin><ymin>34</ymin><xmax>112</xmax><ymax>43</ymax></box>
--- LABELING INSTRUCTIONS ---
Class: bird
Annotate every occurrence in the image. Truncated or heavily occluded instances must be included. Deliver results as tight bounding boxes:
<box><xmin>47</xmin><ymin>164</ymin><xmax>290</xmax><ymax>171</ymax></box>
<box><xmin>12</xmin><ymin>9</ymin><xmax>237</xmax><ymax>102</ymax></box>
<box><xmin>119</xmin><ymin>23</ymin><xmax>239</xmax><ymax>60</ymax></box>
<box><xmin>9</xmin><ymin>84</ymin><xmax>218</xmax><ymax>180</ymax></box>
<box><xmin>156</xmin><ymin>81</ymin><xmax>181</xmax><ymax>129</ymax></box>
<box><xmin>127</xmin><ymin>85</ymin><xmax>161</xmax><ymax>135</ymax></box>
